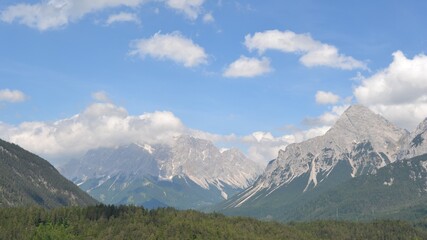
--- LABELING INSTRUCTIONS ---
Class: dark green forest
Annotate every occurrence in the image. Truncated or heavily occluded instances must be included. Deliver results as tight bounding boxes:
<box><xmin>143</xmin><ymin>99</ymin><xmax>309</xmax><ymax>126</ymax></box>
<box><xmin>0</xmin><ymin>139</ymin><xmax>97</xmax><ymax>208</ymax></box>
<box><xmin>0</xmin><ymin>205</ymin><xmax>426</xmax><ymax>240</ymax></box>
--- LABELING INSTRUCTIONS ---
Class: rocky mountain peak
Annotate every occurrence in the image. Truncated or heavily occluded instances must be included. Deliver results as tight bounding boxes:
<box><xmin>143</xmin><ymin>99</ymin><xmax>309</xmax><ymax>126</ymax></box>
<box><xmin>325</xmin><ymin>105</ymin><xmax>406</xmax><ymax>155</ymax></box>
<box><xmin>61</xmin><ymin>135</ymin><xmax>262</xmax><ymax>206</ymax></box>
<box><xmin>226</xmin><ymin>105</ymin><xmax>409</xmax><ymax>208</ymax></box>
<box><xmin>330</xmin><ymin>105</ymin><xmax>403</xmax><ymax>137</ymax></box>
<box><xmin>167</xmin><ymin>136</ymin><xmax>261</xmax><ymax>190</ymax></box>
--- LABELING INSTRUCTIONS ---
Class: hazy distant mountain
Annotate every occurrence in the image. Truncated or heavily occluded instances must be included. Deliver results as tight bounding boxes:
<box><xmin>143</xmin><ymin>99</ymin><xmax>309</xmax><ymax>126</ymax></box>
<box><xmin>214</xmin><ymin>105</ymin><xmax>427</xmax><ymax>221</ymax></box>
<box><xmin>0</xmin><ymin>138</ymin><xmax>97</xmax><ymax>208</ymax></box>
<box><xmin>60</xmin><ymin>135</ymin><xmax>262</xmax><ymax>209</ymax></box>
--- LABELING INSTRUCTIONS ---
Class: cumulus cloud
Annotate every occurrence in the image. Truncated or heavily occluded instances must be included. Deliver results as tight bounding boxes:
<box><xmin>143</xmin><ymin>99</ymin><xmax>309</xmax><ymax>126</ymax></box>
<box><xmin>0</xmin><ymin>0</ymin><xmax>207</xmax><ymax>30</ymax></box>
<box><xmin>0</xmin><ymin>89</ymin><xmax>27</xmax><ymax>102</ymax></box>
<box><xmin>0</xmin><ymin>96</ymin><xmax>338</xmax><ymax>165</ymax></box>
<box><xmin>355</xmin><ymin>51</ymin><xmax>427</xmax><ymax>105</ymax></box>
<box><xmin>105</xmin><ymin>12</ymin><xmax>140</xmax><ymax>25</ymax></box>
<box><xmin>223</xmin><ymin>56</ymin><xmax>272</xmax><ymax>78</ymax></box>
<box><xmin>244</xmin><ymin>29</ymin><xmax>367</xmax><ymax>70</ymax></box>
<box><xmin>191</xmin><ymin>127</ymin><xmax>330</xmax><ymax>164</ymax></box>
<box><xmin>315</xmin><ymin>91</ymin><xmax>340</xmax><ymax>105</ymax></box>
<box><xmin>165</xmin><ymin>0</ymin><xmax>205</xmax><ymax>20</ymax></box>
<box><xmin>0</xmin><ymin>0</ymin><xmax>146</xmax><ymax>31</ymax></box>
<box><xmin>0</xmin><ymin>102</ymin><xmax>186</xmax><ymax>161</ymax></box>
<box><xmin>129</xmin><ymin>32</ymin><xmax>208</xmax><ymax>68</ymax></box>
<box><xmin>239</xmin><ymin>127</ymin><xmax>330</xmax><ymax>163</ymax></box>
<box><xmin>354</xmin><ymin>51</ymin><xmax>427</xmax><ymax>130</ymax></box>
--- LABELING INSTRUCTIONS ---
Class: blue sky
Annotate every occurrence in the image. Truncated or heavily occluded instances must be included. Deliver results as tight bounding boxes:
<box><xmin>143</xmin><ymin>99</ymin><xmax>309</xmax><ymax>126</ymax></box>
<box><xmin>1</xmin><ymin>0</ymin><xmax>427</xmax><ymax>164</ymax></box>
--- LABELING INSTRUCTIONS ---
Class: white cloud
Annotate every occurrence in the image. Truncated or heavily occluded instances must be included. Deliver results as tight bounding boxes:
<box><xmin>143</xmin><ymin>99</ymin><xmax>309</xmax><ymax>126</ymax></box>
<box><xmin>0</xmin><ymin>102</ymin><xmax>186</xmax><ymax>161</ymax></box>
<box><xmin>241</xmin><ymin>131</ymin><xmax>290</xmax><ymax>163</ymax></box>
<box><xmin>129</xmin><ymin>32</ymin><xmax>208</xmax><ymax>68</ymax></box>
<box><xmin>92</xmin><ymin>91</ymin><xmax>110</xmax><ymax>102</ymax></box>
<box><xmin>106</xmin><ymin>12</ymin><xmax>140</xmax><ymax>25</ymax></box>
<box><xmin>0</xmin><ymin>0</ymin><xmax>146</xmax><ymax>31</ymax></box>
<box><xmin>315</xmin><ymin>91</ymin><xmax>340</xmax><ymax>105</ymax></box>
<box><xmin>244</xmin><ymin>29</ymin><xmax>367</xmax><ymax>70</ymax></box>
<box><xmin>195</xmin><ymin>126</ymin><xmax>331</xmax><ymax>164</ymax></box>
<box><xmin>355</xmin><ymin>51</ymin><xmax>427</xmax><ymax>105</ymax></box>
<box><xmin>0</xmin><ymin>89</ymin><xmax>27</xmax><ymax>102</ymax></box>
<box><xmin>223</xmin><ymin>56</ymin><xmax>272</xmax><ymax>78</ymax></box>
<box><xmin>0</xmin><ymin>96</ymin><xmax>336</xmax><ymax>165</ymax></box>
<box><xmin>239</xmin><ymin>127</ymin><xmax>330</xmax><ymax>163</ymax></box>
<box><xmin>0</xmin><ymin>0</ymin><xmax>207</xmax><ymax>30</ymax></box>
<box><xmin>164</xmin><ymin>0</ymin><xmax>204</xmax><ymax>20</ymax></box>
<box><xmin>202</xmin><ymin>12</ymin><xmax>214</xmax><ymax>23</ymax></box>
<box><xmin>354</xmin><ymin>51</ymin><xmax>427</xmax><ymax>130</ymax></box>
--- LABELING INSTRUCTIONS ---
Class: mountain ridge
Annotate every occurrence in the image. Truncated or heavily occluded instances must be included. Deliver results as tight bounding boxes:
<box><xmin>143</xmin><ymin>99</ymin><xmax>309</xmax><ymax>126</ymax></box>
<box><xmin>0</xmin><ymin>138</ymin><xmax>97</xmax><ymax>208</ymax></box>
<box><xmin>216</xmin><ymin>105</ymin><xmax>427</xmax><ymax>222</ymax></box>
<box><xmin>224</xmin><ymin>105</ymin><xmax>408</xmax><ymax>209</ymax></box>
<box><xmin>61</xmin><ymin>135</ymin><xmax>262</xmax><ymax>209</ymax></box>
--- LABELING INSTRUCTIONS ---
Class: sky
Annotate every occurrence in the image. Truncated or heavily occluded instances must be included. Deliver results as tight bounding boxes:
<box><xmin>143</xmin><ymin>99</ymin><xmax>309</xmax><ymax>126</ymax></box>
<box><xmin>1</xmin><ymin>0</ymin><xmax>427</xmax><ymax>165</ymax></box>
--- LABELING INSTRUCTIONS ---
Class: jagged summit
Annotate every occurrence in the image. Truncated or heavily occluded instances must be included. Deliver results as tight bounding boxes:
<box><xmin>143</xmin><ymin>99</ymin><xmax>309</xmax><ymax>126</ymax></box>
<box><xmin>219</xmin><ymin>109</ymin><xmax>427</xmax><ymax>222</ymax></box>
<box><xmin>327</xmin><ymin>105</ymin><xmax>406</xmax><ymax>153</ymax></box>
<box><xmin>61</xmin><ymin>135</ymin><xmax>262</xmax><ymax>208</ymax></box>
<box><xmin>330</xmin><ymin>105</ymin><xmax>401</xmax><ymax>135</ymax></box>
<box><xmin>167</xmin><ymin>135</ymin><xmax>262</xmax><ymax>190</ymax></box>
<box><xmin>332</xmin><ymin>105</ymin><xmax>381</xmax><ymax>131</ymax></box>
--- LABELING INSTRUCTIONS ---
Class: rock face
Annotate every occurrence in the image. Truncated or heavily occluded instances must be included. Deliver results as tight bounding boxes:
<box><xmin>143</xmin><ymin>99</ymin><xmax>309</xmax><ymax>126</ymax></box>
<box><xmin>161</xmin><ymin>136</ymin><xmax>261</xmax><ymax>190</ymax></box>
<box><xmin>238</xmin><ymin>153</ymin><xmax>427</xmax><ymax>222</ymax></box>
<box><xmin>61</xmin><ymin>135</ymin><xmax>262</xmax><ymax>209</ymax></box>
<box><xmin>225</xmin><ymin>105</ymin><xmax>408</xmax><ymax>209</ymax></box>
<box><xmin>0</xmin><ymin>138</ymin><xmax>97</xmax><ymax>208</ymax></box>
<box><xmin>398</xmin><ymin>118</ymin><xmax>427</xmax><ymax>160</ymax></box>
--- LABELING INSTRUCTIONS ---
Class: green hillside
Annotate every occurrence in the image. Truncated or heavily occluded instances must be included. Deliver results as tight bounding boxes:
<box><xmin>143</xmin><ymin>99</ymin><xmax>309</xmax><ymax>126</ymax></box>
<box><xmin>0</xmin><ymin>139</ymin><xmax>98</xmax><ymax>208</ymax></box>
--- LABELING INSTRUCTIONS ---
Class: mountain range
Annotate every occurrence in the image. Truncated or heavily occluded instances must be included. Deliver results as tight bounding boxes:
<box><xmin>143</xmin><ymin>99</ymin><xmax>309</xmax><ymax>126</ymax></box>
<box><xmin>0</xmin><ymin>138</ymin><xmax>97</xmax><ymax>208</ymax></box>
<box><xmin>217</xmin><ymin>105</ymin><xmax>427</xmax><ymax>221</ymax></box>
<box><xmin>2</xmin><ymin>104</ymin><xmax>427</xmax><ymax>223</ymax></box>
<box><xmin>60</xmin><ymin>135</ymin><xmax>262</xmax><ymax>209</ymax></box>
